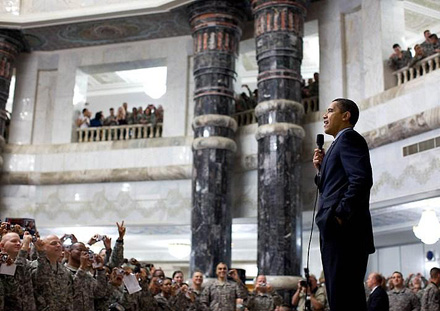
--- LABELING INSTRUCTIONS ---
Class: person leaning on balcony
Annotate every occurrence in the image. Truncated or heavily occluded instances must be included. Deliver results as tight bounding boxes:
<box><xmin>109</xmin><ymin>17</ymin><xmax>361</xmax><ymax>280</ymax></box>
<box><xmin>76</xmin><ymin>108</ymin><xmax>91</xmax><ymax>128</ymax></box>
<box><xmin>428</xmin><ymin>34</ymin><xmax>440</xmax><ymax>55</ymax></box>
<box><xmin>116</xmin><ymin>106</ymin><xmax>127</xmax><ymax>125</ymax></box>
<box><xmin>387</xmin><ymin>44</ymin><xmax>412</xmax><ymax>70</ymax></box>
<box><xmin>90</xmin><ymin>111</ymin><xmax>104</xmax><ymax>127</ymax></box>
<box><xmin>408</xmin><ymin>45</ymin><xmax>426</xmax><ymax>68</ymax></box>
<box><xmin>420</xmin><ymin>30</ymin><xmax>432</xmax><ymax>54</ymax></box>
<box><xmin>104</xmin><ymin>108</ymin><xmax>118</xmax><ymax>126</ymax></box>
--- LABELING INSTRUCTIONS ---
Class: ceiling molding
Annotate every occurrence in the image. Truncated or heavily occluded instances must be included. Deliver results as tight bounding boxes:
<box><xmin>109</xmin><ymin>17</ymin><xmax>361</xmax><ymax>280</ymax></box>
<box><xmin>0</xmin><ymin>0</ymin><xmax>195</xmax><ymax>29</ymax></box>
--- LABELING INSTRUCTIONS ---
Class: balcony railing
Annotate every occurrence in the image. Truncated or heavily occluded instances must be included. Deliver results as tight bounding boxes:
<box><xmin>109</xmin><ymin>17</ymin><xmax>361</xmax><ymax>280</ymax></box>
<box><xmin>233</xmin><ymin>97</ymin><xmax>319</xmax><ymax>127</ymax></box>
<box><xmin>302</xmin><ymin>96</ymin><xmax>319</xmax><ymax>114</ymax></box>
<box><xmin>234</xmin><ymin>109</ymin><xmax>257</xmax><ymax>127</ymax></box>
<box><xmin>394</xmin><ymin>53</ymin><xmax>440</xmax><ymax>86</ymax></box>
<box><xmin>76</xmin><ymin>123</ymin><xmax>162</xmax><ymax>143</ymax></box>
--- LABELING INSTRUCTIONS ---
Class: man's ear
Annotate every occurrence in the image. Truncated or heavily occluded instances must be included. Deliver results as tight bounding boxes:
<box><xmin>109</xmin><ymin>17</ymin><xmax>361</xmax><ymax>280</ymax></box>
<box><xmin>342</xmin><ymin>111</ymin><xmax>351</xmax><ymax>123</ymax></box>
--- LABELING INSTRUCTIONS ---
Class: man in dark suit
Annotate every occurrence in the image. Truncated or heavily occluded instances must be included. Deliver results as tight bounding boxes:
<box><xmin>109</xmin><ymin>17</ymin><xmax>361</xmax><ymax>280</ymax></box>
<box><xmin>367</xmin><ymin>273</ymin><xmax>389</xmax><ymax>311</ymax></box>
<box><xmin>313</xmin><ymin>98</ymin><xmax>375</xmax><ymax>311</ymax></box>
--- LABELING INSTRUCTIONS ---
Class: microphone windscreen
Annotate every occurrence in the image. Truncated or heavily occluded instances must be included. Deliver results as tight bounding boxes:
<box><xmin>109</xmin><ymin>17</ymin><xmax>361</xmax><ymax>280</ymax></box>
<box><xmin>316</xmin><ymin>134</ymin><xmax>324</xmax><ymax>149</ymax></box>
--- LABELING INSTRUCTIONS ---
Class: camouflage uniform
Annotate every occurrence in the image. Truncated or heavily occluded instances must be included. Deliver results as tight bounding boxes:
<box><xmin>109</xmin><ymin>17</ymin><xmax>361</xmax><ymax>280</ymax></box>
<box><xmin>0</xmin><ymin>278</ymin><xmax>4</xmax><ymax>311</ymax></box>
<box><xmin>94</xmin><ymin>282</ymin><xmax>124</xmax><ymax>311</ymax></box>
<box><xmin>119</xmin><ymin>279</ymin><xmax>159</xmax><ymax>311</ymax></box>
<box><xmin>388</xmin><ymin>287</ymin><xmax>420</xmax><ymax>311</ymax></box>
<box><xmin>421</xmin><ymin>41</ymin><xmax>432</xmax><ymax>55</ymax></box>
<box><xmin>31</xmin><ymin>250</ymin><xmax>74</xmax><ymax>311</ymax></box>
<box><xmin>387</xmin><ymin>50</ymin><xmax>412</xmax><ymax>70</ymax></box>
<box><xmin>415</xmin><ymin>289</ymin><xmax>425</xmax><ymax>302</ymax></box>
<box><xmin>295</xmin><ymin>286</ymin><xmax>327</xmax><ymax>311</ymax></box>
<box><xmin>245</xmin><ymin>290</ymin><xmax>283</xmax><ymax>311</ymax></box>
<box><xmin>155</xmin><ymin>293</ymin><xmax>180</xmax><ymax>311</ymax></box>
<box><xmin>200</xmin><ymin>280</ymin><xmax>248</xmax><ymax>311</ymax></box>
<box><xmin>67</xmin><ymin>266</ymin><xmax>107</xmax><ymax>311</ymax></box>
<box><xmin>107</xmin><ymin>239</ymin><xmax>124</xmax><ymax>269</ymax></box>
<box><xmin>421</xmin><ymin>282</ymin><xmax>440</xmax><ymax>311</ymax></box>
<box><xmin>1</xmin><ymin>249</ymin><xmax>37</xmax><ymax>311</ymax></box>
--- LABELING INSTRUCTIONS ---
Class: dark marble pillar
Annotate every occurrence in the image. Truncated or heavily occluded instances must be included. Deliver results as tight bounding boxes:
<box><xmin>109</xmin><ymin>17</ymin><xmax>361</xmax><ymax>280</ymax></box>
<box><xmin>0</xmin><ymin>30</ymin><xmax>26</xmax><ymax>138</ymax></box>
<box><xmin>188</xmin><ymin>1</ymin><xmax>244</xmax><ymax>277</ymax></box>
<box><xmin>251</xmin><ymin>0</ymin><xmax>308</xmax><ymax>279</ymax></box>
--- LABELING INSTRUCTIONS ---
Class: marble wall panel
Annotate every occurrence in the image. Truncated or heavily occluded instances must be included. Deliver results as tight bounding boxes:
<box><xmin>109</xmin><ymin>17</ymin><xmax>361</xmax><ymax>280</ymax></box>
<box><xmin>317</xmin><ymin>3</ymin><xmax>344</xmax><ymax>106</ymax></box>
<box><xmin>357</xmin><ymin>71</ymin><xmax>440</xmax><ymax>134</ymax></box>
<box><xmin>0</xmin><ymin>179</ymin><xmax>192</xmax><ymax>227</ymax></box>
<box><xmin>362</xmin><ymin>0</ymin><xmax>384</xmax><ymax>98</ymax></box>
<box><xmin>3</xmin><ymin>144</ymin><xmax>193</xmax><ymax>173</ymax></box>
<box><xmin>344</xmin><ymin>8</ymin><xmax>363</xmax><ymax>102</ymax></box>
<box><xmin>369</xmin><ymin>128</ymin><xmax>440</xmax><ymax>205</ymax></box>
<box><xmin>231</xmin><ymin>170</ymin><xmax>258</xmax><ymax>219</ymax></box>
<box><xmin>32</xmin><ymin>70</ymin><xmax>57</xmax><ymax>144</ymax></box>
<box><xmin>9</xmin><ymin>54</ymin><xmax>39</xmax><ymax>145</ymax></box>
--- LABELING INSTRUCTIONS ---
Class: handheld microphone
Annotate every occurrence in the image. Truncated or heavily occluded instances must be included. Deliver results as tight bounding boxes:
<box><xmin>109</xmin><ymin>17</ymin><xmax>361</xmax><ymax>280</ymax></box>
<box><xmin>316</xmin><ymin>134</ymin><xmax>324</xmax><ymax>150</ymax></box>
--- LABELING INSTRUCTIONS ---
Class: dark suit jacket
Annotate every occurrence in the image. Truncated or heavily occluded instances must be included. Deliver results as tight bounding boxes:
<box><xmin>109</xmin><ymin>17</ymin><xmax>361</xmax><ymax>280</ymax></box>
<box><xmin>315</xmin><ymin>128</ymin><xmax>375</xmax><ymax>254</ymax></box>
<box><xmin>368</xmin><ymin>286</ymin><xmax>389</xmax><ymax>311</ymax></box>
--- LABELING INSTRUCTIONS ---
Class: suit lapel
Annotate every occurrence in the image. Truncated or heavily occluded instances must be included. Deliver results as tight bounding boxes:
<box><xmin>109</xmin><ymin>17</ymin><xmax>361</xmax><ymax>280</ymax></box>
<box><xmin>319</xmin><ymin>139</ymin><xmax>337</xmax><ymax>186</ymax></box>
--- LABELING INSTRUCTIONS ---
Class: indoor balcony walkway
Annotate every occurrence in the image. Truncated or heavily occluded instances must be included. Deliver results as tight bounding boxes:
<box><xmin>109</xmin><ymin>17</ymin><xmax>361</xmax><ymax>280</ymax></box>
<box><xmin>393</xmin><ymin>52</ymin><xmax>440</xmax><ymax>86</ymax></box>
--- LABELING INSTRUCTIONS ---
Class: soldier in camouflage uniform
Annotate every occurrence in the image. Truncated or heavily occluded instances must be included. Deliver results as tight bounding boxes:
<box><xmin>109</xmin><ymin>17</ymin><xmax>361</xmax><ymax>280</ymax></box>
<box><xmin>387</xmin><ymin>44</ymin><xmax>412</xmax><ymax>71</ymax></box>
<box><xmin>31</xmin><ymin>235</ymin><xmax>74</xmax><ymax>311</ymax></box>
<box><xmin>421</xmin><ymin>267</ymin><xmax>440</xmax><ymax>311</ymax></box>
<box><xmin>94</xmin><ymin>267</ymin><xmax>125</xmax><ymax>311</ymax></box>
<box><xmin>246</xmin><ymin>275</ymin><xmax>283</xmax><ymax>311</ymax></box>
<box><xmin>200</xmin><ymin>263</ymin><xmax>248</xmax><ymax>311</ymax></box>
<box><xmin>0</xmin><ymin>232</ymin><xmax>36</xmax><ymax>311</ymax></box>
<box><xmin>292</xmin><ymin>274</ymin><xmax>327</xmax><ymax>311</ymax></box>
<box><xmin>119</xmin><ymin>276</ymin><xmax>160</xmax><ymax>311</ymax></box>
<box><xmin>70</xmin><ymin>249</ymin><xmax>107</xmax><ymax>311</ymax></box>
<box><xmin>388</xmin><ymin>271</ymin><xmax>420</xmax><ymax>311</ymax></box>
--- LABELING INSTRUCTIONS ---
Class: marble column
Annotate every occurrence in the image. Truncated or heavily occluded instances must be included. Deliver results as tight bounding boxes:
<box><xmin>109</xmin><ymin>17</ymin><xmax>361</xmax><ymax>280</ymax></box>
<box><xmin>0</xmin><ymin>30</ymin><xmax>26</xmax><ymax>139</ymax></box>
<box><xmin>188</xmin><ymin>1</ymin><xmax>244</xmax><ymax>277</ymax></box>
<box><xmin>251</xmin><ymin>0</ymin><xmax>307</xmax><ymax>281</ymax></box>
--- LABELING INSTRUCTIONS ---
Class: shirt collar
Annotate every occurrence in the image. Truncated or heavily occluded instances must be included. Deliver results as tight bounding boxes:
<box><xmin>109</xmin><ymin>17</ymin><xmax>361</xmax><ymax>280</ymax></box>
<box><xmin>334</xmin><ymin>127</ymin><xmax>353</xmax><ymax>141</ymax></box>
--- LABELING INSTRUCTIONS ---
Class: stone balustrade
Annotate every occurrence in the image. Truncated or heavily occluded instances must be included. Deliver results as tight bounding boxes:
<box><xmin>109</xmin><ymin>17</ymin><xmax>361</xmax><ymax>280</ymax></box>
<box><xmin>76</xmin><ymin>123</ymin><xmax>162</xmax><ymax>143</ymax></box>
<box><xmin>302</xmin><ymin>96</ymin><xmax>319</xmax><ymax>114</ymax></box>
<box><xmin>233</xmin><ymin>97</ymin><xmax>318</xmax><ymax>127</ymax></box>
<box><xmin>394</xmin><ymin>53</ymin><xmax>440</xmax><ymax>86</ymax></box>
<box><xmin>233</xmin><ymin>109</ymin><xmax>256</xmax><ymax>127</ymax></box>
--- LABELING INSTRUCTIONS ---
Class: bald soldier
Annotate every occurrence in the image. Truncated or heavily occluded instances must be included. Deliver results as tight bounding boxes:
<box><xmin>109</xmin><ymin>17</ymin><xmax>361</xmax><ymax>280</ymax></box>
<box><xmin>0</xmin><ymin>232</ymin><xmax>36</xmax><ymax>311</ymax></box>
<box><xmin>31</xmin><ymin>235</ymin><xmax>74</xmax><ymax>311</ymax></box>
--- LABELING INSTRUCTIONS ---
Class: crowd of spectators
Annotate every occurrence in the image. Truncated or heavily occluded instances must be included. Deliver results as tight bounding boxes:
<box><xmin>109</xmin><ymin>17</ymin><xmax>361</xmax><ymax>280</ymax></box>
<box><xmin>1</xmin><ymin>221</ymin><xmax>440</xmax><ymax>311</ymax></box>
<box><xmin>388</xmin><ymin>29</ymin><xmax>440</xmax><ymax>71</ymax></box>
<box><xmin>76</xmin><ymin>102</ymin><xmax>164</xmax><ymax>129</ymax></box>
<box><xmin>301</xmin><ymin>72</ymin><xmax>319</xmax><ymax>99</ymax></box>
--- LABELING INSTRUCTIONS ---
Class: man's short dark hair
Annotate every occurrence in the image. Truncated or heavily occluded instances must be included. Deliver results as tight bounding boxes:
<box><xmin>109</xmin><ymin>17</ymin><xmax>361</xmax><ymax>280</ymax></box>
<box><xmin>392</xmin><ymin>43</ymin><xmax>400</xmax><ymax>49</ymax></box>
<box><xmin>429</xmin><ymin>34</ymin><xmax>438</xmax><ymax>40</ymax></box>
<box><xmin>424</xmin><ymin>30</ymin><xmax>431</xmax><ymax>35</ymax></box>
<box><xmin>110</xmin><ymin>107</ymin><xmax>114</xmax><ymax>111</ymax></box>
<box><xmin>430</xmin><ymin>267</ymin><xmax>440</xmax><ymax>278</ymax></box>
<box><xmin>82</xmin><ymin>108</ymin><xmax>88</xmax><ymax>114</ymax></box>
<box><xmin>332</xmin><ymin>98</ymin><xmax>359</xmax><ymax>126</ymax></box>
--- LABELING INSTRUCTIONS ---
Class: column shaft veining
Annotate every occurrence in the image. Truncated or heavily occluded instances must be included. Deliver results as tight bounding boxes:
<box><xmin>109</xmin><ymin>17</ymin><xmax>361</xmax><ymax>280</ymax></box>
<box><xmin>251</xmin><ymin>0</ymin><xmax>307</xmax><ymax>277</ymax></box>
<box><xmin>0</xmin><ymin>30</ymin><xmax>26</xmax><ymax>139</ymax></box>
<box><xmin>188</xmin><ymin>1</ymin><xmax>244</xmax><ymax>277</ymax></box>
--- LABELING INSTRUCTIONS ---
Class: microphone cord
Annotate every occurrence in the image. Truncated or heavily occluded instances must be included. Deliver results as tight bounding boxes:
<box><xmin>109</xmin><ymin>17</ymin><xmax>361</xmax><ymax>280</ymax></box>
<box><xmin>303</xmin><ymin>180</ymin><xmax>320</xmax><ymax>311</ymax></box>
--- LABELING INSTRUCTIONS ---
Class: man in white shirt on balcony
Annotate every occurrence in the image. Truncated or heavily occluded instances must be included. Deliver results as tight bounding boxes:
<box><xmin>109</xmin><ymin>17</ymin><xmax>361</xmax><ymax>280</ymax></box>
<box><xmin>77</xmin><ymin>108</ymin><xmax>91</xmax><ymax>129</ymax></box>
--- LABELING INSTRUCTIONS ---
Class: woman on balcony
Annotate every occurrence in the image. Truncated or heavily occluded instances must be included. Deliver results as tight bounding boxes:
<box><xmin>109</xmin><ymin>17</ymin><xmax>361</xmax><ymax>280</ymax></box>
<box><xmin>116</xmin><ymin>106</ymin><xmax>127</xmax><ymax>125</ymax></box>
<box><xmin>408</xmin><ymin>44</ymin><xmax>426</xmax><ymax>68</ymax></box>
